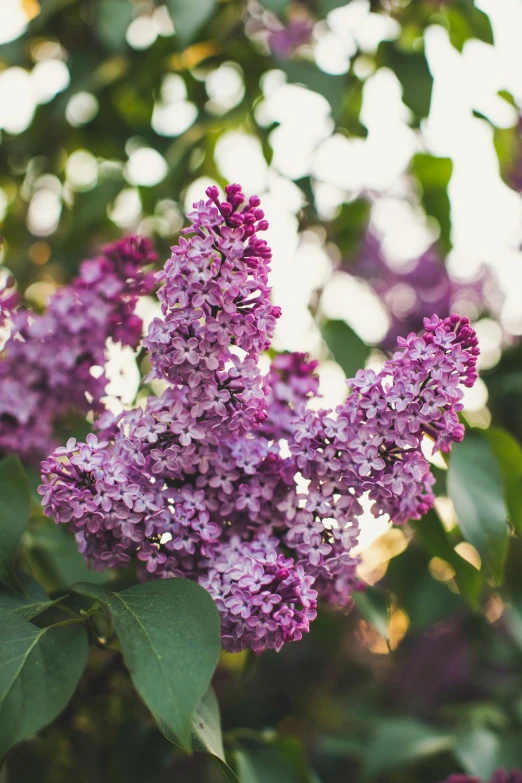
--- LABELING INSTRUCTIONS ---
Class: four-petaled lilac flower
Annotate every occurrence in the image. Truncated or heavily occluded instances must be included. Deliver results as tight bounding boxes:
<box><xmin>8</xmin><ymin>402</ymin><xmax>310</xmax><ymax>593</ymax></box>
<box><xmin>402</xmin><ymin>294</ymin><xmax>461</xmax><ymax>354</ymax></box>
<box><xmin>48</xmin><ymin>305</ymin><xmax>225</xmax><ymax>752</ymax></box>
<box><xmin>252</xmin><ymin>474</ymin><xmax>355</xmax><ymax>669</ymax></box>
<box><xmin>38</xmin><ymin>183</ymin><xmax>480</xmax><ymax>653</ymax></box>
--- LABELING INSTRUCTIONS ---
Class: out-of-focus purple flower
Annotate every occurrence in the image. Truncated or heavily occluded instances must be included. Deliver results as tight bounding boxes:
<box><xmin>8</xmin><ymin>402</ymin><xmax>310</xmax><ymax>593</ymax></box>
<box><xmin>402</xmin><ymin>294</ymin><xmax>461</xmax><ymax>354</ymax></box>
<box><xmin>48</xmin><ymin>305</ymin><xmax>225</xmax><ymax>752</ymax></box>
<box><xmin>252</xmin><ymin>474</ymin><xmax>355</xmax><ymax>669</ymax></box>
<box><xmin>268</xmin><ymin>18</ymin><xmax>314</xmax><ymax>58</ymax></box>
<box><xmin>245</xmin><ymin>2</ymin><xmax>314</xmax><ymax>59</ymax></box>
<box><xmin>348</xmin><ymin>231</ymin><xmax>496</xmax><ymax>350</ymax></box>
<box><xmin>40</xmin><ymin>184</ymin><xmax>480</xmax><ymax>653</ymax></box>
<box><xmin>0</xmin><ymin>236</ymin><xmax>156</xmax><ymax>462</ymax></box>
<box><xmin>440</xmin><ymin>771</ymin><xmax>522</xmax><ymax>783</ymax></box>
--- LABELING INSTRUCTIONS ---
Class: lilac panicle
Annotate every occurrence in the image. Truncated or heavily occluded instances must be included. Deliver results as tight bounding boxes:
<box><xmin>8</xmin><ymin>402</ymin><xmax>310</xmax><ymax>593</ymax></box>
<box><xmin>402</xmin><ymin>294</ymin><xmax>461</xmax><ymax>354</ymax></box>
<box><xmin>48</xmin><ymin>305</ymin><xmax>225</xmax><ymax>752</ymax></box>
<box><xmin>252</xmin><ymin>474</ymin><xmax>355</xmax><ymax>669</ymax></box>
<box><xmin>144</xmin><ymin>183</ymin><xmax>280</xmax><ymax>439</ymax></box>
<box><xmin>0</xmin><ymin>236</ymin><xmax>156</xmax><ymax>462</ymax></box>
<box><xmin>39</xmin><ymin>184</ymin><xmax>480</xmax><ymax>653</ymax></box>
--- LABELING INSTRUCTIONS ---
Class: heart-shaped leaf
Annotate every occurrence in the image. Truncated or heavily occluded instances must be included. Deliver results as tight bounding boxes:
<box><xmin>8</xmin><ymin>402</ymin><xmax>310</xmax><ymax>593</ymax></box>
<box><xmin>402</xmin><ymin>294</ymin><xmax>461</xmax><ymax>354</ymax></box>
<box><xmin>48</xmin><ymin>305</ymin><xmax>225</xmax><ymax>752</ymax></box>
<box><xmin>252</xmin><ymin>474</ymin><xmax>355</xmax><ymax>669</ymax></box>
<box><xmin>73</xmin><ymin>579</ymin><xmax>221</xmax><ymax>748</ymax></box>
<box><xmin>447</xmin><ymin>433</ymin><xmax>508</xmax><ymax>581</ymax></box>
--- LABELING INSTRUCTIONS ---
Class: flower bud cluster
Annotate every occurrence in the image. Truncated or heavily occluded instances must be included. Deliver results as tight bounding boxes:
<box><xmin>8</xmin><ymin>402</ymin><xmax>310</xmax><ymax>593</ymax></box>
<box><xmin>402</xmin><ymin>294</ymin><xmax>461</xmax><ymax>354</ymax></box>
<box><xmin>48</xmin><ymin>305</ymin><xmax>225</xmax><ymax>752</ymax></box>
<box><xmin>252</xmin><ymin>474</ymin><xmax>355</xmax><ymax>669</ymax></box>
<box><xmin>0</xmin><ymin>236</ymin><xmax>156</xmax><ymax>461</ymax></box>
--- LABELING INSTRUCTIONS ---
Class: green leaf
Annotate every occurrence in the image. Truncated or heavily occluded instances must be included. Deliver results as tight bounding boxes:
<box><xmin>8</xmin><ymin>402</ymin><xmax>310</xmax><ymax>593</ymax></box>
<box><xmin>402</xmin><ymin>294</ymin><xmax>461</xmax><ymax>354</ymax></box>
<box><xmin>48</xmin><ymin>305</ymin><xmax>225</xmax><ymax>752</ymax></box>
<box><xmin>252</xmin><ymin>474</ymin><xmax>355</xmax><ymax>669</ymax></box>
<box><xmin>166</xmin><ymin>0</ymin><xmax>216</xmax><ymax>46</ymax></box>
<box><xmin>363</xmin><ymin>718</ymin><xmax>454</xmax><ymax>778</ymax></box>
<box><xmin>320</xmin><ymin>0</ymin><xmax>355</xmax><ymax>12</ymax></box>
<box><xmin>234</xmin><ymin>750</ymin><xmax>260</xmax><ymax>783</ymax></box>
<box><xmin>352</xmin><ymin>586</ymin><xmax>391</xmax><ymax>641</ymax></box>
<box><xmin>322</xmin><ymin>320</ymin><xmax>370</xmax><ymax>380</ymax></box>
<box><xmin>156</xmin><ymin>687</ymin><xmax>239</xmax><ymax>782</ymax></box>
<box><xmin>191</xmin><ymin>686</ymin><xmax>225</xmax><ymax>760</ymax></box>
<box><xmin>378</xmin><ymin>43</ymin><xmax>433</xmax><ymax>123</ymax></box>
<box><xmin>0</xmin><ymin>610</ymin><xmax>88</xmax><ymax>765</ymax></box>
<box><xmin>454</xmin><ymin>727</ymin><xmax>500</xmax><ymax>779</ymax></box>
<box><xmin>0</xmin><ymin>457</ymin><xmax>31</xmax><ymax>590</ymax></box>
<box><xmin>412</xmin><ymin>510</ymin><xmax>482</xmax><ymax>607</ymax></box>
<box><xmin>484</xmin><ymin>427</ymin><xmax>522</xmax><ymax>536</ymax></box>
<box><xmin>447</xmin><ymin>433</ymin><xmax>509</xmax><ymax>580</ymax></box>
<box><xmin>504</xmin><ymin>592</ymin><xmax>522</xmax><ymax>653</ymax></box>
<box><xmin>73</xmin><ymin>579</ymin><xmax>221</xmax><ymax>749</ymax></box>
<box><xmin>464</xmin><ymin>2</ymin><xmax>494</xmax><ymax>45</ymax></box>
<box><xmin>328</xmin><ymin>198</ymin><xmax>370</xmax><ymax>258</ymax></box>
<box><xmin>258</xmin><ymin>0</ymin><xmax>288</xmax><ymax>17</ymax></box>
<box><xmin>410</xmin><ymin>153</ymin><xmax>453</xmax><ymax>253</ymax></box>
<box><xmin>95</xmin><ymin>0</ymin><xmax>134</xmax><ymax>51</ymax></box>
<box><xmin>24</xmin><ymin>525</ymin><xmax>111</xmax><ymax>593</ymax></box>
<box><xmin>0</xmin><ymin>572</ymin><xmax>63</xmax><ymax>621</ymax></box>
<box><xmin>232</xmin><ymin>748</ymin><xmax>304</xmax><ymax>783</ymax></box>
<box><xmin>271</xmin><ymin>736</ymin><xmax>322</xmax><ymax>783</ymax></box>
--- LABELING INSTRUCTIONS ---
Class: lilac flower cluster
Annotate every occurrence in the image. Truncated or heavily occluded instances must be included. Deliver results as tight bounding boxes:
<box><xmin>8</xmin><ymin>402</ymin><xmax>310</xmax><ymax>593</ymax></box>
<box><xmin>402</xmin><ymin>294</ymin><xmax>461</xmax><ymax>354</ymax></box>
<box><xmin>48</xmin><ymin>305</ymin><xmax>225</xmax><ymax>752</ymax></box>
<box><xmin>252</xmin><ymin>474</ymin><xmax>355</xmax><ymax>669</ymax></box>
<box><xmin>144</xmin><ymin>183</ymin><xmax>280</xmax><ymax>439</ymax></box>
<box><xmin>441</xmin><ymin>770</ymin><xmax>522</xmax><ymax>783</ymax></box>
<box><xmin>0</xmin><ymin>236</ymin><xmax>156</xmax><ymax>462</ymax></box>
<box><xmin>348</xmin><ymin>231</ymin><xmax>495</xmax><ymax>350</ymax></box>
<box><xmin>40</xmin><ymin>184</ymin><xmax>479</xmax><ymax>653</ymax></box>
<box><xmin>246</xmin><ymin>2</ymin><xmax>314</xmax><ymax>60</ymax></box>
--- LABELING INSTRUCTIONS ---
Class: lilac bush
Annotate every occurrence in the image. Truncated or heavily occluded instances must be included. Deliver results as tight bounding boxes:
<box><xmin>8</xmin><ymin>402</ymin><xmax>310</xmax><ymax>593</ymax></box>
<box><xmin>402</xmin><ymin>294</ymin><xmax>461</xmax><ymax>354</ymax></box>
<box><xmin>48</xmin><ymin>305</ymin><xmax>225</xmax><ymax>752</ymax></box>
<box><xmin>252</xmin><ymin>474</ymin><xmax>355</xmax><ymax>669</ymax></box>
<box><xmin>0</xmin><ymin>237</ymin><xmax>156</xmax><ymax>462</ymax></box>
<box><xmin>39</xmin><ymin>184</ymin><xmax>479</xmax><ymax>653</ymax></box>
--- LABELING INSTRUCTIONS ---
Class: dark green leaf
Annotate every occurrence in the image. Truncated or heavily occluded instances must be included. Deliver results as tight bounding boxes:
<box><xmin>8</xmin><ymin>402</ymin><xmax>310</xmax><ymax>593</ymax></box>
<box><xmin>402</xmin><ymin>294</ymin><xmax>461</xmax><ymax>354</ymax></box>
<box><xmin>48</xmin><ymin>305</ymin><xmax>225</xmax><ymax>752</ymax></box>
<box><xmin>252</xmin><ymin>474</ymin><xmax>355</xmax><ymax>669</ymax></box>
<box><xmin>378</xmin><ymin>43</ymin><xmax>433</xmax><ymax>123</ymax></box>
<box><xmin>73</xmin><ymin>579</ymin><xmax>221</xmax><ymax>748</ymax></box>
<box><xmin>233</xmin><ymin>750</ymin><xmax>260</xmax><ymax>783</ymax></box>
<box><xmin>320</xmin><ymin>0</ymin><xmax>355</xmax><ymax>12</ymax></box>
<box><xmin>258</xmin><ymin>0</ymin><xmax>288</xmax><ymax>17</ymax></box>
<box><xmin>385</xmin><ymin>546</ymin><xmax>460</xmax><ymax>632</ymax></box>
<box><xmin>412</xmin><ymin>510</ymin><xmax>482</xmax><ymax>607</ymax></box>
<box><xmin>166</xmin><ymin>0</ymin><xmax>216</xmax><ymax>46</ymax></box>
<box><xmin>465</xmin><ymin>3</ymin><xmax>494</xmax><ymax>45</ymax></box>
<box><xmin>484</xmin><ymin>427</ymin><xmax>522</xmax><ymax>535</ymax></box>
<box><xmin>0</xmin><ymin>573</ymin><xmax>56</xmax><ymax>620</ymax></box>
<box><xmin>0</xmin><ymin>457</ymin><xmax>31</xmax><ymax>589</ymax></box>
<box><xmin>271</xmin><ymin>736</ymin><xmax>322</xmax><ymax>783</ymax></box>
<box><xmin>410</xmin><ymin>153</ymin><xmax>453</xmax><ymax>253</ymax></box>
<box><xmin>363</xmin><ymin>718</ymin><xmax>454</xmax><ymax>778</ymax></box>
<box><xmin>437</xmin><ymin>3</ymin><xmax>492</xmax><ymax>51</ymax></box>
<box><xmin>95</xmin><ymin>0</ymin><xmax>134</xmax><ymax>51</ymax></box>
<box><xmin>191</xmin><ymin>686</ymin><xmax>225</xmax><ymax>760</ymax></box>
<box><xmin>447</xmin><ymin>433</ymin><xmax>509</xmax><ymax>580</ymax></box>
<box><xmin>233</xmin><ymin>748</ymin><xmax>302</xmax><ymax>783</ymax></box>
<box><xmin>328</xmin><ymin>198</ymin><xmax>370</xmax><ymax>258</ymax></box>
<box><xmin>352</xmin><ymin>586</ymin><xmax>391</xmax><ymax>641</ymax></box>
<box><xmin>24</xmin><ymin>525</ymin><xmax>111</xmax><ymax>593</ymax></box>
<box><xmin>155</xmin><ymin>685</ymin><xmax>239</xmax><ymax>781</ymax></box>
<box><xmin>322</xmin><ymin>320</ymin><xmax>370</xmax><ymax>380</ymax></box>
<box><xmin>0</xmin><ymin>610</ymin><xmax>88</xmax><ymax>765</ymax></box>
<box><xmin>454</xmin><ymin>727</ymin><xmax>500</xmax><ymax>779</ymax></box>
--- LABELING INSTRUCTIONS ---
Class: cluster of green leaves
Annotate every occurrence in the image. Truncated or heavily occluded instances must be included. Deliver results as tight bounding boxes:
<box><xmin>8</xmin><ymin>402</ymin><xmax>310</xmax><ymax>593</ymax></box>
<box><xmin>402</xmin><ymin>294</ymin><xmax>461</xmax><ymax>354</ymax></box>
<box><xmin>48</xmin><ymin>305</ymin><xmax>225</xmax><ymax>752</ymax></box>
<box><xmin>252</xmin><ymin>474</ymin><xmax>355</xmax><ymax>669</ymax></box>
<box><xmin>0</xmin><ymin>456</ymin><xmax>232</xmax><ymax>775</ymax></box>
<box><xmin>0</xmin><ymin>0</ymin><xmax>510</xmax><ymax>290</ymax></box>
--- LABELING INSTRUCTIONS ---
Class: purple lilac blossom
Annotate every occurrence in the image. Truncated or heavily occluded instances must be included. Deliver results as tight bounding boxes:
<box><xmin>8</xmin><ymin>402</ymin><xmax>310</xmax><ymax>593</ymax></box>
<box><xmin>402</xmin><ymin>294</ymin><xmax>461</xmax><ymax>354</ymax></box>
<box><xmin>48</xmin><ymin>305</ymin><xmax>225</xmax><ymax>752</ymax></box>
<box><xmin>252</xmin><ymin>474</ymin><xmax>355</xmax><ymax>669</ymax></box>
<box><xmin>349</xmin><ymin>231</ymin><xmax>493</xmax><ymax>350</ymax></box>
<box><xmin>441</xmin><ymin>772</ymin><xmax>522</xmax><ymax>783</ymax></box>
<box><xmin>0</xmin><ymin>236</ymin><xmax>156</xmax><ymax>462</ymax></box>
<box><xmin>246</xmin><ymin>2</ymin><xmax>314</xmax><ymax>59</ymax></box>
<box><xmin>267</xmin><ymin>18</ymin><xmax>314</xmax><ymax>58</ymax></box>
<box><xmin>39</xmin><ymin>184</ymin><xmax>480</xmax><ymax>653</ymax></box>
